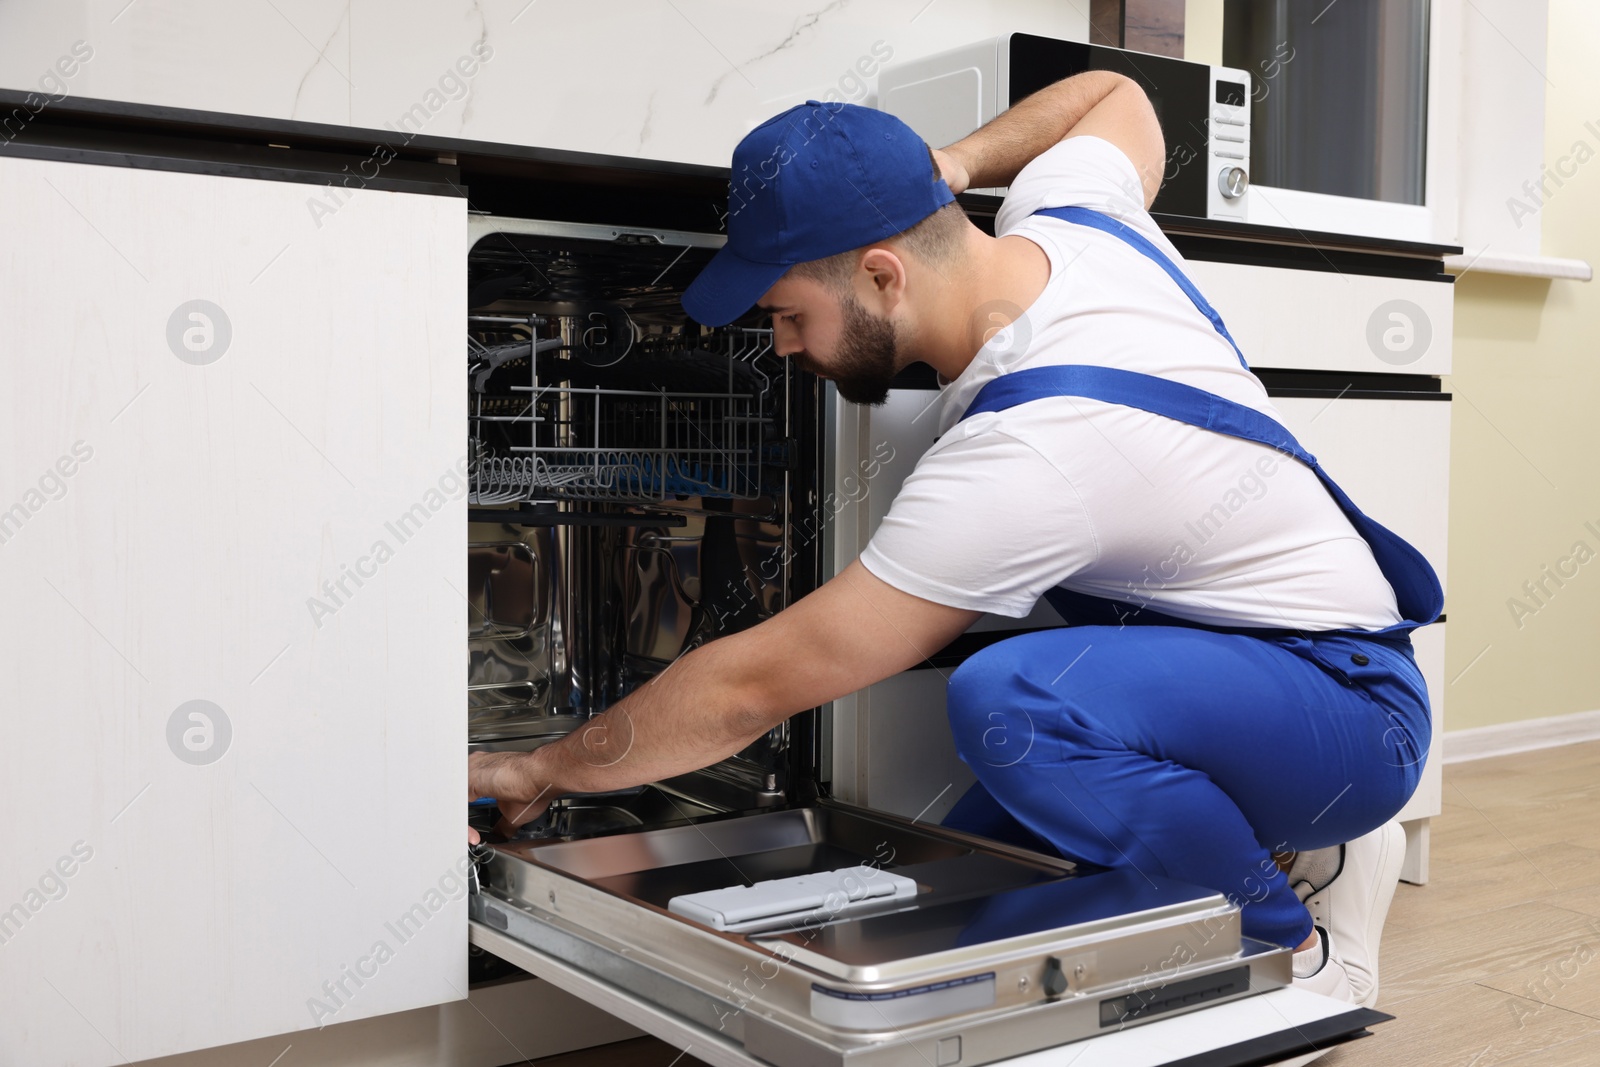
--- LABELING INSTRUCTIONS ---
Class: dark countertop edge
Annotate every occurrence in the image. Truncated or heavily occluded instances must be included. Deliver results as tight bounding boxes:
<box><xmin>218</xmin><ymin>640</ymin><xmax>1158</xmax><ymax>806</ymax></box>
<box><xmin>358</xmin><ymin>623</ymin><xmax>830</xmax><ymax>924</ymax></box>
<box><xmin>0</xmin><ymin>87</ymin><xmax>727</xmax><ymax>185</ymax></box>
<box><xmin>2</xmin><ymin>89</ymin><xmax>1463</xmax><ymax>259</ymax></box>
<box><xmin>0</xmin><ymin>139</ymin><xmax>468</xmax><ymax>197</ymax></box>
<box><xmin>1150</xmin><ymin>212</ymin><xmax>1463</xmax><ymax>259</ymax></box>
<box><xmin>955</xmin><ymin>190</ymin><xmax>1463</xmax><ymax>259</ymax></box>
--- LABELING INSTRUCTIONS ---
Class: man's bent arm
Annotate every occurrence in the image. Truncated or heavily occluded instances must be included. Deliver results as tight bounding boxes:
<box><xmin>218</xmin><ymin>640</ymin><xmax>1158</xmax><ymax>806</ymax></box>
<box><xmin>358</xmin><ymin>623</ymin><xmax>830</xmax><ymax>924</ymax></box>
<box><xmin>940</xmin><ymin>72</ymin><xmax>1165</xmax><ymax>206</ymax></box>
<box><xmin>471</xmin><ymin>561</ymin><xmax>981</xmax><ymax>825</ymax></box>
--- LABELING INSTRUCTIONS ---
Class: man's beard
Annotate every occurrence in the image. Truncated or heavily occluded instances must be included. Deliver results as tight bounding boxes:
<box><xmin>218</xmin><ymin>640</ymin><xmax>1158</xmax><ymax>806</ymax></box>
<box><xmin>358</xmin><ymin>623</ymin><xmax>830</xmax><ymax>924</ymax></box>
<box><xmin>823</xmin><ymin>293</ymin><xmax>899</xmax><ymax>406</ymax></box>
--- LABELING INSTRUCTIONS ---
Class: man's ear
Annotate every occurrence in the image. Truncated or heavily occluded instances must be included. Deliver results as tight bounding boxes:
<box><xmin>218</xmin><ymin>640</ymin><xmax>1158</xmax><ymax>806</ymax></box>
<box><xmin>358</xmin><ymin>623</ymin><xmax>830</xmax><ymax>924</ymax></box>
<box><xmin>855</xmin><ymin>247</ymin><xmax>907</xmax><ymax>314</ymax></box>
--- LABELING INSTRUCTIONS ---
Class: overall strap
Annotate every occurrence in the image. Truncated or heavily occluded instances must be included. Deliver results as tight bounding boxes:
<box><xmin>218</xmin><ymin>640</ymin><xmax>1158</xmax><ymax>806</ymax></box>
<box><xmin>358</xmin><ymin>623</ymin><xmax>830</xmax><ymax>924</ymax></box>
<box><xmin>958</xmin><ymin>363</ymin><xmax>1445</xmax><ymax>631</ymax></box>
<box><xmin>1033</xmin><ymin>205</ymin><xmax>1249</xmax><ymax>370</ymax></box>
<box><xmin>961</xmin><ymin>363</ymin><xmax>1308</xmax><ymax>462</ymax></box>
<box><xmin>962</xmin><ymin>364</ymin><xmax>1374</xmax><ymax>585</ymax></box>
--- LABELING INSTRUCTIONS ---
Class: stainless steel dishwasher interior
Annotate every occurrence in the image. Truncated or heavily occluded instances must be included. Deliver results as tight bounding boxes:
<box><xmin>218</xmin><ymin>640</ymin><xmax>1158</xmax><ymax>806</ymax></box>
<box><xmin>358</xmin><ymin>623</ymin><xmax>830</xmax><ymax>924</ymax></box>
<box><xmin>465</xmin><ymin>217</ymin><xmax>803</xmax><ymax>830</ymax></box>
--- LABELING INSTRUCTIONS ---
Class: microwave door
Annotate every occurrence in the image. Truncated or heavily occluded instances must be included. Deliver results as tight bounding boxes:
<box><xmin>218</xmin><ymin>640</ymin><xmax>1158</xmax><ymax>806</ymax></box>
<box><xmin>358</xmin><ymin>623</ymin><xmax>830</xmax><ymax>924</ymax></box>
<box><xmin>1006</xmin><ymin>34</ymin><xmax>1217</xmax><ymax>219</ymax></box>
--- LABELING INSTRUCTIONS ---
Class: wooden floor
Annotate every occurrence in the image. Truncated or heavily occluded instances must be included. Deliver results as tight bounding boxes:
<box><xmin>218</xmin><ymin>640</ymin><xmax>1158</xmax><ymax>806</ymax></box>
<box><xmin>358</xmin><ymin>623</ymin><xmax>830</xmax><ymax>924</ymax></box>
<box><xmin>1322</xmin><ymin>739</ymin><xmax>1600</xmax><ymax>1066</ymax></box>
<box><xmin>526</xmin><ymin>741</ymin><xmax>1600</xmax><ymax>1067</ymax></box>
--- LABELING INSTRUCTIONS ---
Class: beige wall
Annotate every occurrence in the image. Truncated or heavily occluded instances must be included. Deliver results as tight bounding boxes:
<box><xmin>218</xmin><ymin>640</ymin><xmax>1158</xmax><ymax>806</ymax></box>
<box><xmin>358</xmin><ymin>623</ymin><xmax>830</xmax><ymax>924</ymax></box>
<box><xmin>1446</xmin><ymin>0</ymin><xmax>1600</xmax><ymax>730</ymax></box>
<box><xmin>1186</xmin><ymin>1</ymin><xmax>1599</xmax><ymax>731</ymax></box>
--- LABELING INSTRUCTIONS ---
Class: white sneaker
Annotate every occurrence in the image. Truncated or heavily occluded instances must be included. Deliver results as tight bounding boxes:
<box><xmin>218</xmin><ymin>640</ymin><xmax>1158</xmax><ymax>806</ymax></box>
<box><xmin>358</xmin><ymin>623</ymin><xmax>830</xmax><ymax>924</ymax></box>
<box><xmin>1289</xmin><ymin>821</ymin><xmax>1407</xmax><ymax>1008</ymax></box>
<box><xmin>1291</xmin><ymin>926</ymin><xmax>1354</xmax><ymax>1002</ymax></box>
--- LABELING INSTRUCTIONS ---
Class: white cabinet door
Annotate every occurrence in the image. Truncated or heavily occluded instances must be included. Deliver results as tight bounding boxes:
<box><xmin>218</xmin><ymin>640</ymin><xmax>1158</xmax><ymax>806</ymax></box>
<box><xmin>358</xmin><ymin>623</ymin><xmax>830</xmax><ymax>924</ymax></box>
<box><xmin>0</xmin><ymin>155</ymin><xmax>466</xmax><ymax>1066</ymax></box>
<box><xmin>1397</xmin><ymin>621</ymin><xmax>1446</xmax><ymax>826</ymax></box>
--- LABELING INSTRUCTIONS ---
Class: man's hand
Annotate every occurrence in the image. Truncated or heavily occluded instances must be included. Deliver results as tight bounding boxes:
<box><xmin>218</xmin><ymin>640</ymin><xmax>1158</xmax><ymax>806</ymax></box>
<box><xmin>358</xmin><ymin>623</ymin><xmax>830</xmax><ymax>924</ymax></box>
<box><xmin>931</xmin><ymin>147</ymin><xmax>971</xmax><ymax>196</ymax></box>
<box><xmin>462</xmin><ymin>561</ymin><xmax>981</xmax><ymax>844</ymax></box>
<box><xmin>468</xmin><ymin>748</ymin><xmax>559</xmax><ymax>844</ymax></box>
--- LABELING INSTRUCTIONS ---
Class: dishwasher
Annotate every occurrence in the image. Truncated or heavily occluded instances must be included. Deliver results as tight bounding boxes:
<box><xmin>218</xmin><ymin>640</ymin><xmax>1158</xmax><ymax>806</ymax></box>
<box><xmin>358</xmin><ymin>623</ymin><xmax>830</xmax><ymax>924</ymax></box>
<box><xmin>457</xmin><ymin>214</ymin><xmax>1326</xmax><ymax>1067</ymax></box>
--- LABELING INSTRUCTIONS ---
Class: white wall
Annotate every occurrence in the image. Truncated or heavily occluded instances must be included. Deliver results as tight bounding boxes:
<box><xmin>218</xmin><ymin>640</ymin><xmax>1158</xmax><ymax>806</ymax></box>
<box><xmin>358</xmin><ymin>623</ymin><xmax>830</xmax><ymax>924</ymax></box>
<box><xmin>1453</xmin><ymin>0</ymin><xmax>1550</xmax><ymax>255</ymax></box>
<box><xmin>0</xmin><ymin>0</ymin><xmax>1086</xmax><ymax>167</ymax></box>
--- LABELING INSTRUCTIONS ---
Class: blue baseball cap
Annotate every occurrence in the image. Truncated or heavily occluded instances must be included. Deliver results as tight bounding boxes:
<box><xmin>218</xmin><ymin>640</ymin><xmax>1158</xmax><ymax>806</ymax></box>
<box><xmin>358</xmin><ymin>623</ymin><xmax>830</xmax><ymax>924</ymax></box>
<box><xmin>682</xmin><ymin>101</ymin><xmax>955</xmax><ymax>327</ymax></box>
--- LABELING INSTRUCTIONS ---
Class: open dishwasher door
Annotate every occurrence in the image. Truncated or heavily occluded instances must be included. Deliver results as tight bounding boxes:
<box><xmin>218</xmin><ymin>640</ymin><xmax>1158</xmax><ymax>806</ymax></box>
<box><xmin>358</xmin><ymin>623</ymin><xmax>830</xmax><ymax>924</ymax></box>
<box><xmin>467</xmin><ymin>800</ymin><xmax>1387</xmax><ymax>1067</ymax></box>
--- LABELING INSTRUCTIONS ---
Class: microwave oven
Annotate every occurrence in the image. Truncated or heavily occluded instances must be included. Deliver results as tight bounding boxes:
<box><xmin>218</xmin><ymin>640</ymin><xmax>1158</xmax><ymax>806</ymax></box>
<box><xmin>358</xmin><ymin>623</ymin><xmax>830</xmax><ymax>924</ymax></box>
<box><xmin>878</xmin><ymin>34</ymin><xmax>1252</xmax><ymax>222</ymax></box>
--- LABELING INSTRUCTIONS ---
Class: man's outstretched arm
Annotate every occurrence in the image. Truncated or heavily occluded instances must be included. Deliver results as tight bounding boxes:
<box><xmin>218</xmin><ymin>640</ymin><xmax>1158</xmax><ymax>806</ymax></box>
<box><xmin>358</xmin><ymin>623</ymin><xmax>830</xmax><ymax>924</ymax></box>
<box><xmin>469</xmin><ymin>560</ymin><xmax>981</xmax><ymax>836</ymax></box>
<box><xmin>933</xmin><ymin>71</ymin><xmax>1165</xmax><ymax>206</ymax></box>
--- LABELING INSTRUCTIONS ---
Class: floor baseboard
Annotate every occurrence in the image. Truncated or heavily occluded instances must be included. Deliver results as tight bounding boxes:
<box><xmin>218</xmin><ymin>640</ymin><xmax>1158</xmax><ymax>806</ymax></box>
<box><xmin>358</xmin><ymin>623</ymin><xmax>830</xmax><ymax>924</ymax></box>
<box><xmin>1443</xmin><ymin>708</ymin><xmax>1600</xmax><ymax>764</ymax></box>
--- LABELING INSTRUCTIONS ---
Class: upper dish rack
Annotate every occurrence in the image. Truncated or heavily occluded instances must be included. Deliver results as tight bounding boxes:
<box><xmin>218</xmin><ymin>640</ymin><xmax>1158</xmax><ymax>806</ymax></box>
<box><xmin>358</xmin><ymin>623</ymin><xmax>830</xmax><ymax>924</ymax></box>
<box><xmin>470</xmin><ymin>321</ymin><xmax>777</xmax><ymax>505</ymax></box>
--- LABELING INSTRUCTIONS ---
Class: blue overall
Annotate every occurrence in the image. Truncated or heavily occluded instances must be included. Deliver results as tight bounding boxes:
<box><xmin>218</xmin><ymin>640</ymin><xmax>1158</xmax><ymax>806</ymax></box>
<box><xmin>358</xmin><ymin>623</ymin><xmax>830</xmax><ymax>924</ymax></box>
<box><xmin>940</xmin><ymin>206</ymin><xmax>1442</xmax><ymax>949</ymax></box>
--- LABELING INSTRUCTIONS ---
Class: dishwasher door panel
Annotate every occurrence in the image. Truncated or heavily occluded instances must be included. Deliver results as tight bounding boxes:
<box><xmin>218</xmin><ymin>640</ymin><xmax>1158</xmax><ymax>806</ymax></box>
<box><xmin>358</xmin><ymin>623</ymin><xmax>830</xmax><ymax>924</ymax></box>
<box><xmin>467</xmin><ymin>802</ymin><xmax>1379</xmax><ymax>1067</ymax></box>
<box><xmin>474</xmin><ymin>922</ymin><xmax>1382</xmax><ymax>1067</ymax></box>
<box><xmin>0</xmin><ymin>154</ymin><xmax>466</xmax><ymax>1067</ymax></box>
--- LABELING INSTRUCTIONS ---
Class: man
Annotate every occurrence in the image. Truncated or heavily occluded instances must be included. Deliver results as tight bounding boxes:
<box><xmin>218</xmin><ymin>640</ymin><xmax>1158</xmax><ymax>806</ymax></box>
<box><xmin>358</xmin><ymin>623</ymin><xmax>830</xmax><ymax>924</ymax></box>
<box><xmin>469</xmin><ymin>73</ymin><xmax>1439</xmax><ymax>1008</ymax></box>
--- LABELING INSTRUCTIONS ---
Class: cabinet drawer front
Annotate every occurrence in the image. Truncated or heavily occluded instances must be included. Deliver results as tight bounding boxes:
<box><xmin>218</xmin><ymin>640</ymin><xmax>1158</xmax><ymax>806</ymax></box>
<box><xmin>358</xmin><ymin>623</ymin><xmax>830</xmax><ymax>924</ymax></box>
<box><xmin>1186</xmin><ymin>259</ymin><xmax>1453</xmax><ymax>376</ymax></box>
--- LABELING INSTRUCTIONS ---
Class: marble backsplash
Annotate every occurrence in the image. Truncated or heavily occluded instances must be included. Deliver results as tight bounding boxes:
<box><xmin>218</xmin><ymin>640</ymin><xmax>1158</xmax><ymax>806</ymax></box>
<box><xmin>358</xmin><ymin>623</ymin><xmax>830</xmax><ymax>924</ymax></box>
<box><xmin>0</xmin><ymin>0</ymin><xmax>1088</xmax><ymax>167</ymax></box>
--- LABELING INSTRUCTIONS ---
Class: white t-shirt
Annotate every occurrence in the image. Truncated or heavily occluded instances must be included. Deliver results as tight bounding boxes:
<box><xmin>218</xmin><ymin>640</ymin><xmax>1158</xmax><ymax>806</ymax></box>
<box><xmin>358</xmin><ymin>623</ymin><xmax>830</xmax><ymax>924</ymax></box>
<box><xmin>858</xmin><ymin>135</ymin><xmax>1402</xmax><ymax>630</ymax></box>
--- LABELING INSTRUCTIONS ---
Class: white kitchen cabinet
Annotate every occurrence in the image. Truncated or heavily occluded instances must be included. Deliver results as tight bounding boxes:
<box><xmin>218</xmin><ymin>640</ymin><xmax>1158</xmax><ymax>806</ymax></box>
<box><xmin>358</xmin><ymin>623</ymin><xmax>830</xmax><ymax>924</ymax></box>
<box><xmin>1397</xmin><ymin>622</ymin><xmax>1446</xmax><ymax>882</ymax></box>
<box><xmin>130</xmin><ymin>977</ymin><xmax>641</xmax><ymax>1067</ymax></box>
<box><xmin>0</xmin><ymin>154</ymin><xmax>467</xmax><ymax>1066</ymax></box>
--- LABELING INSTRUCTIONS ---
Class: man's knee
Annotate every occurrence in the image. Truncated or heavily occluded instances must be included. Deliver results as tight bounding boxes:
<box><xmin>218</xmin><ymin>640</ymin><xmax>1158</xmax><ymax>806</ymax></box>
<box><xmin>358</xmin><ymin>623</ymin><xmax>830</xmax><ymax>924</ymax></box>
<box><xmin>946</xmin><ymin>633</ymin><xmax>1102</xmax><ymax>765</ymax></box>
<box><xmin>947</xmin><ymin>634</ymin><xmax>1040</xmax><ymax>715</ymax></box>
